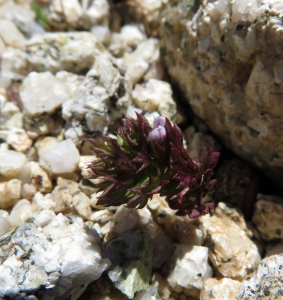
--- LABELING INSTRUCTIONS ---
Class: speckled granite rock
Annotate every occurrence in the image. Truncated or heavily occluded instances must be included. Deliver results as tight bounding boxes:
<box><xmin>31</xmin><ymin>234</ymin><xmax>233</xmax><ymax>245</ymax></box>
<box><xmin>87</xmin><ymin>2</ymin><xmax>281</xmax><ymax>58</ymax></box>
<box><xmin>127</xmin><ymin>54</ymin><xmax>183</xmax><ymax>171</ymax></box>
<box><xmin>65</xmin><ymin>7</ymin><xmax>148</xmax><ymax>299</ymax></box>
<box><xmin>252</xmin><ymin>194</ymin><xmax>283</xmax><ymax>241</ymax></box>
<box><xmin>26</xmin><ymin>32</ymin><xmax>104</xmax><ymax>74</ymax></box>
<box><xmin>0</xmin><ymin>210</ymin><xmax>110</xmax><ymax>300</ymax></box>
<box><xmin>236</xmin><ymin>254</ymin><xmax>283</xmax><ymax>300</ymax></box>
<box><xmin>62</xmin><ymin>52</ymin><xmax>132</xmax><ymax>144</ymax></box>
<box><xmin>159</xmin><ymin>0</ymin><xmax>283</xmax><ymax>188</ymax></box>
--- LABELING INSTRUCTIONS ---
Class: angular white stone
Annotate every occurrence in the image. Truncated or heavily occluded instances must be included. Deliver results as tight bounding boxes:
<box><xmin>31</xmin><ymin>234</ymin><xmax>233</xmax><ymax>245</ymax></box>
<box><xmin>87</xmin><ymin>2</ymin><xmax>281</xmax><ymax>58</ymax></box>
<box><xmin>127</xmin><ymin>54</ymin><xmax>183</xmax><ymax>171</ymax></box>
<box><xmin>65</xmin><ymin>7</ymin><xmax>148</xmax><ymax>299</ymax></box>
<box><xmin>200</xmin><ymin>277</ymin><xmax>241</xmax><ymax>300</ymax></box>
<box><xmin>111</xmin><ymin>206</ymin><xmax>151</xmax><ymax>234</ymax></box>
<box><xmin>72</xmin><ymin>190</ymin><xmax>92</xmax><ymax>219</ymax></box>
<box><xmin>48</xmin><ymin>0</ymin><xmax>109</xmax><ymax>30</ymax></box>
<box><xmin>6</xmin><ymin>128</ymin><xmax>33</xmax><ymax>153</ymax></box>
<box><xmin>0</xmin><ymin>179</ymin><xmax>22</xmax><ymax>209</ymax></box>
<box><xmin>121</xmin><ymin>24</ymin><xmax>146</xmax><ymax>48</ymax></box>
<box><xmin>20</xmin><ymin>72</ymin><xmax>70</xmax><ymax>117</ymax></box>
<box><xmin>55</xmin><ymin>71</ymin><xmax>85</xmax><ymax>98</ymax></box>
<box><xmin>8</xmin><ymin>199</ymin><xmax>33</xmax><ymax>230</ymax></box>
<box><xmin>35</xmin><ymin>136</ymin><xmax>59</xmax><ymax>156</ymax></box>
<box><xmin>0</xmin><ymin>150</ymin><xmax>27</xmax><ymax>180</ymax></box>
<box><xmin>0</xmin><ymin>47</ymin><xmax>27</xmax><ymax>84</ymax></box>
<box><xmin>123</xmin><ymin>38</ymin><xmax>159</xmax><ymax>85</ymax></box>
<box><xmin>202</xmin><ymin>215</ymin><xmax>261</xmax><ymax>280</ymax></box>
<box><xmin>40</xmin><ymin>139</ymin><xmax>80</xmax><ymax>175</ymax></box>
<box><xmin>167</xmin><ymin>245</ymin><xmax>212</xmax><ymax>290</ymax></box>
<box><xmin>0</xmin><ymin>19</ymin><xmax>26</xmax><ymax>48</ymax></box>
<box><xmin>0</xmin><ymin>209</ymin><xmax>10</xmax><ymax>237</ymax></box>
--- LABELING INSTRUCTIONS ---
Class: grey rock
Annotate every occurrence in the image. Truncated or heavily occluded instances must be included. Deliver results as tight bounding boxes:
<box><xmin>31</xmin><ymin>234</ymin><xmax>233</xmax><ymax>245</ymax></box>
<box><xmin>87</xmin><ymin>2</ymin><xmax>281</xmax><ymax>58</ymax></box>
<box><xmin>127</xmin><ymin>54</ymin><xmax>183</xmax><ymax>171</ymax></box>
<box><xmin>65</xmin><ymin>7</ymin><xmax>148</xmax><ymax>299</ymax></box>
<box><xmin>103</xmin><ymin>231</ymin><xmax>153</xmax><ymax>299</ymax></box>
<box><xmin>26</xmin><ymin>32</ymin><xmax>103</xmax><ymax>74</ymax></box>
<box><xmin>236</xmin><ymin>254</ymin><xmax>283</xmax><ymax>299</ymax></box>
<box><xmin>62</xmin><ymin>53</ymin><xmax>132</xmax><ymax>145</ymax></box>
<box><xmin>0</xmin><ymin>210</ymin><xmax>110</xmax><ymax>300</ymax></box>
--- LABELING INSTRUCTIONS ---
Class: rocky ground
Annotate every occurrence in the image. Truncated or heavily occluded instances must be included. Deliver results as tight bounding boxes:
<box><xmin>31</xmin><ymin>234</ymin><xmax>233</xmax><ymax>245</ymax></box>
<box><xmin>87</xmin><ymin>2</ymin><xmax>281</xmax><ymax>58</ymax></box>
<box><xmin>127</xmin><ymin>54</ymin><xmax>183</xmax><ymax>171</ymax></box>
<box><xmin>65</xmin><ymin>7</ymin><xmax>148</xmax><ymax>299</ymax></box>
<box><xmin>0</xmin><ymin>0</ymin><xmax>283</xmax><ymax>300</ymax></box>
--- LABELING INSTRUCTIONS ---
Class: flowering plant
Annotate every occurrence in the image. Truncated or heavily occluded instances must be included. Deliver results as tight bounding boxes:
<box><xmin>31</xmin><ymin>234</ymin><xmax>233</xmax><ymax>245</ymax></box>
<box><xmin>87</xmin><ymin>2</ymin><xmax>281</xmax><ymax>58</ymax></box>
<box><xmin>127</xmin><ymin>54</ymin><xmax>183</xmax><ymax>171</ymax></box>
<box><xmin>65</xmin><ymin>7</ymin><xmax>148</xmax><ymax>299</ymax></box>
<box><xmin>88</xmin><ymin>113</ymin><xmax>220</xmax><ymax>218</ymax></box>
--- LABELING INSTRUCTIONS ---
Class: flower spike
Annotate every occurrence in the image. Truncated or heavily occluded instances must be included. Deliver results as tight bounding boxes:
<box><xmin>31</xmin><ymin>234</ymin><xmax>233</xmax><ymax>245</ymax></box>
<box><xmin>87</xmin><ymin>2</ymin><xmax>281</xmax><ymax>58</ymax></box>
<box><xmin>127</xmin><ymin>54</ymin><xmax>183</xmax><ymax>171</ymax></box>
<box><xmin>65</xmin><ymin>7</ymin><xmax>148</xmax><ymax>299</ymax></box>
<box><xmin>87</xmin><ymin>113</ymin><xmax>220</xmax><ymax>218</ymax></box>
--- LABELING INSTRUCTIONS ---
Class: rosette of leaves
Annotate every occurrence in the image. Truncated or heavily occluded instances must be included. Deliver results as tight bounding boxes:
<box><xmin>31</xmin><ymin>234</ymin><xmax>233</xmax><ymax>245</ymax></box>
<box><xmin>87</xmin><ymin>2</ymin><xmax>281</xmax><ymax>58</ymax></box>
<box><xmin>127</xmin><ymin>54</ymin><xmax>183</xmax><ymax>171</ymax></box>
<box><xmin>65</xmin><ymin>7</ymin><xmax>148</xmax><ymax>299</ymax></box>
<box><xmin>87</xmin><ymin>113</ymin><xmax>220</xmax><ymax>218</ymax></box>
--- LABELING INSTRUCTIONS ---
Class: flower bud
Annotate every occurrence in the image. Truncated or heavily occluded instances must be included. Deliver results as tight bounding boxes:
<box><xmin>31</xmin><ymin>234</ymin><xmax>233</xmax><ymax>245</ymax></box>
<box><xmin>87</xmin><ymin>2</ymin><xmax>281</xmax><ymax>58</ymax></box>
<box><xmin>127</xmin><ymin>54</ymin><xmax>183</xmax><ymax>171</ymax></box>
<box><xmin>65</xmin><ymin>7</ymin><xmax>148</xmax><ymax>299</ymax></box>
<box><xmin>148</xmin><ymin>125</ymin><xmax>166</xmax><ymax>143</ymax></box>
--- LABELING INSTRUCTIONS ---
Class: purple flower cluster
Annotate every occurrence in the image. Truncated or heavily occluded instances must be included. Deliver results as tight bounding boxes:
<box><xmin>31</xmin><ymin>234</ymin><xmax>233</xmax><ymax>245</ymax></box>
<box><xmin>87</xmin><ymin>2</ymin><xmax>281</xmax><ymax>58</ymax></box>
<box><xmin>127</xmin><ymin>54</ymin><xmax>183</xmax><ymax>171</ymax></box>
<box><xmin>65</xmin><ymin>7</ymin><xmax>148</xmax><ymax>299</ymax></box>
<box><xmin>88</xmin><ymin>113</ymin><xmax>220</xmax><ymax>218</ymax></box>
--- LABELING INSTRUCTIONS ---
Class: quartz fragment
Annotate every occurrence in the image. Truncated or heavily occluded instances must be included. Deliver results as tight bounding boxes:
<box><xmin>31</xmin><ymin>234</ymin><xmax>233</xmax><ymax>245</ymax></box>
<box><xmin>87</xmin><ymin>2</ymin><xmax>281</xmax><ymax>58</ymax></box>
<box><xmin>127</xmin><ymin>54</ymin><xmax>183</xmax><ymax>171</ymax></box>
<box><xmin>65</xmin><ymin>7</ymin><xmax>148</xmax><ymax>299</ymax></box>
<box><xmin>0</xmin><ymin>19</ymin><xmax>26</xmax><ymax>48</ymax></box>
<box><xmin>0</xmin><ymin>210</ymin><xmax>110</xmax><ymax>299</ymax></box>
<box><xmin>252</xmin><ymin>194</ymin><xmax>283</xmax><ymax>241</ymax></box>
<box><xmin>0</xmin><ymin>0</ymin><xmax>35</xmax><ymax>36</ymax></box>
<box><xmin>20</xmin><ymin>72</ymin><xmax>70</xmax><ymax>118</ymax></box>
<box><xmin>0</xmin><ymin>150</ymin><xmax>27</xmax><ymax>180</ymax></box>
<box><xmin>0</xmin><ymin>179</ymin><xmax>21</xmax><ymax>209</ymax></box>
<box><xmin>0</xmin><ymin>210</ymin><xmax>10</xmax><ymax>237</ymax></box>
<box><xmin>166</xmin><ymin>245</ymin><xmax>212</xmax><ymax>290</ymax></box>
<box><xmin>8</xmin><ymin>199</ymin><xmax>33</xmax><ymax>230</ymax></box>
<box><xmin>203</xmin><ymin>215</ymin><xmax>261</xmax><ymax>280</ymax></box>
<box><xmin>0</xmin><ymin>47</ymin><xmax>27</xmax><ymax>85</ymax></box>
<box><xmin>39</xmin><ymin>139</ymin><xmax>80</xmax><ymax>175</ymax></box>
<box><xmin>200</xmin><ymin>277</ymin><xmax>241</xmax><ymax>300</ymax></box>
<box><xmin>5</xmin><ymin>128</ymin><xmax>33</xmax><ymax>152</ymax></box>
<box><xmin>236</xmin><ymin>254</ymin><xmax>283</xmax><ymax>299</ymax></box>
<box><xmin>104</xmin><ymin>231</ymin><xmax>153</xmax><ymax>299</ymax></box>
<box><xmin>120</xmin><ymin>24</ymin><xmax>146</xmax><ymax>48</ymax></box>
<box><xmin>123</xmin><ymin>38</ymin><xmax>159</xmax><ymax>85</ymax></box>
<box><xmin>48</xmin><ymin>0</ymin><xmax>109</xmax><ymax>30</ymax></box>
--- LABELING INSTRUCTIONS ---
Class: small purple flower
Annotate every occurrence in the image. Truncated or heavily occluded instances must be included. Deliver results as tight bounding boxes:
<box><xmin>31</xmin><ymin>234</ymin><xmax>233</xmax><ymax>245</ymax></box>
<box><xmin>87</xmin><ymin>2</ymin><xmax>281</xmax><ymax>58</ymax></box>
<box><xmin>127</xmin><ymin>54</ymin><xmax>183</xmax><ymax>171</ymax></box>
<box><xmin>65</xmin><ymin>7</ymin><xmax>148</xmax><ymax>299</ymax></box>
<box><xmin>148</xmin><ymin>126</ymin><xmax>166</xmax><ymax>143</ymax></box>
<box><xmin>148</xmin><ymin>117</ymin><xmax>166</xmax><ymax>143</ymax></box>
<box><xmin>153</xmin><ymin>117</ymin><xmax>166</xmax><ymax>129</ymax></box>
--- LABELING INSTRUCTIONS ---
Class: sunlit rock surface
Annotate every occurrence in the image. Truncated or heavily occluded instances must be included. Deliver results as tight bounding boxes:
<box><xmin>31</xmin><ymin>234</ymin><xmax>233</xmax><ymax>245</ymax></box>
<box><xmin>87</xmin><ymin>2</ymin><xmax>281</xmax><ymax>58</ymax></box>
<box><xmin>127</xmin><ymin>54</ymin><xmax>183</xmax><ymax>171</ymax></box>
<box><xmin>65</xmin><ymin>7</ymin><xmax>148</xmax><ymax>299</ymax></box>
<box><xmin>160</xmin><ymin>0</ymin><xmax>283</xmax><ymax>188</ymax></box>
<box><xmin>0</xmin><ymin>210</ymin><xmax>110</xmax><ymax>299</ymax></box>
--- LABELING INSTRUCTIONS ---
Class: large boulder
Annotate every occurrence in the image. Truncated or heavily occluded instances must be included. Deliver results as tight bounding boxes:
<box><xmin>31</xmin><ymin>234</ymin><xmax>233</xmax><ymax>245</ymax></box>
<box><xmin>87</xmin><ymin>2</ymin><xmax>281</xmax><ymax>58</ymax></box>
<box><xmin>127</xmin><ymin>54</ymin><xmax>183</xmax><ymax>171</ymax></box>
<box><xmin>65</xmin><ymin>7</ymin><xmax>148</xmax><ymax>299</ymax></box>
<box><xmin>159</xmin><ymin>0</ymin><xmax>283</xmax><ymax>188</ymax></box>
